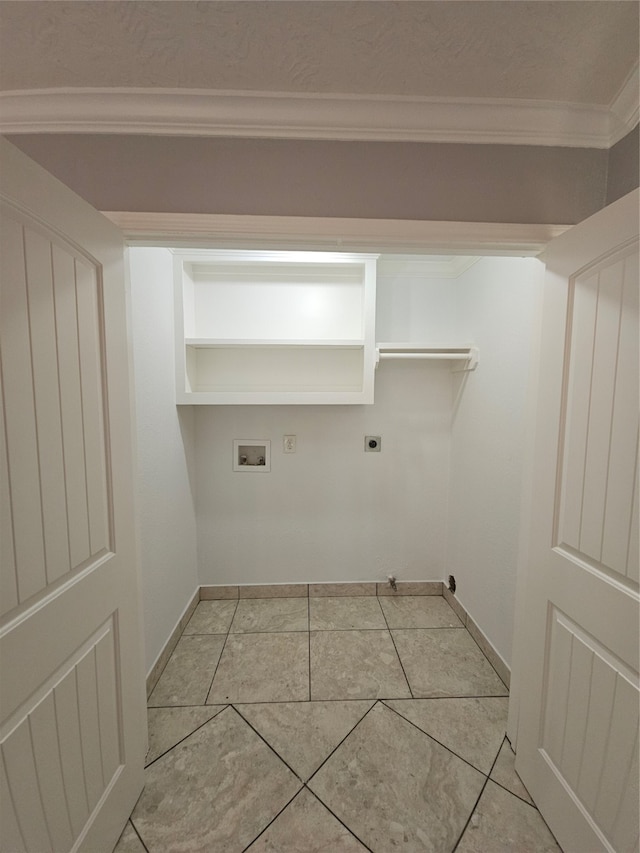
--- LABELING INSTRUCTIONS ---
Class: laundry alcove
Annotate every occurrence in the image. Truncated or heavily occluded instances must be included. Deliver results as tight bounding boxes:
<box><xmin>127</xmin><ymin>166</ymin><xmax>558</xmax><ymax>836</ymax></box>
<box><xmin>128</xmin><ymin>247</ymin><xmax>543</xmax><ymax>686</ymax></box>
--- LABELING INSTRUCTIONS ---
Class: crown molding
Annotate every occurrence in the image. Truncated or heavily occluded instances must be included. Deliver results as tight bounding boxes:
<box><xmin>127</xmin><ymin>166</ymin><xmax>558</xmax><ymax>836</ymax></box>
<box><xmin>377</xmin><ymin>255</ymin><xmax>481</xmax><ymax>279</ymax></box>
<box><xmin>102</xmin><ymin>211</ymin><xmax>569</xmax><ymax>255</ymax></box>
<box><xmin>609</xmin><ymin>62</ymin><xmax>639</xmax><ymax>144</ymax></box>
<box><xmin>0</xmin><ymin>87</ymin><xmax>633</xmax><ymax>149</ymax></box>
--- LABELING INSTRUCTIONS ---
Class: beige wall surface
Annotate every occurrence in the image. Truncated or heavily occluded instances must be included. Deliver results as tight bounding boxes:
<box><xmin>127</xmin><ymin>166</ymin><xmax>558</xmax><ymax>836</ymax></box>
<box><xmin>606</xmin><ymin>124</ymin><xmax>639</xmax><ymax>207</ymax></box>
<box><xmin>6</xmin><ymin>133</ymin><xmax>610</xmax><ymax>225</ymax></box>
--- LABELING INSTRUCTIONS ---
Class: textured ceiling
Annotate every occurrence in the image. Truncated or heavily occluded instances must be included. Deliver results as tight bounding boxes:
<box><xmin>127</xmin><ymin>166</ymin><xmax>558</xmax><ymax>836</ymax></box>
<box><xmin>0</xmin><ymin>1</ymin><xmax>637</xmax><ymax>105</ymax></box>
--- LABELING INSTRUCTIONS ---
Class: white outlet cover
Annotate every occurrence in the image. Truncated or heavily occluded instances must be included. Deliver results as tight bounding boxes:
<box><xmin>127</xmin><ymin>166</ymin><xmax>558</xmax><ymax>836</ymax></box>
<box><xmin>283</xmin><ymin>435</ymin><xmax>296</xmax><ymax>453</ymax></box>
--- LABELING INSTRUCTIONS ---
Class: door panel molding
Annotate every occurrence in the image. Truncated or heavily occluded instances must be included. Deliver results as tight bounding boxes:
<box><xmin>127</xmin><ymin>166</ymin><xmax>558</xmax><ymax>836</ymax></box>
<box><xmin>554</xmin><ymin>242</ymin><xmax>639</xmax><ymax>586</ymax></box>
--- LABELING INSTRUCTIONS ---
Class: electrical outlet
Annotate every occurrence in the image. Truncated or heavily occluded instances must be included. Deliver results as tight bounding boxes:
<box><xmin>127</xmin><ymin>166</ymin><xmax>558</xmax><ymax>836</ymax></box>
<box><xmin>283</xmin><ymin>435</ymin><xmax>296</xmax><ymax>453</ymax></box>
<box><xmin>365</xmin><ymin>435</ymin><xmax>381</xmax><ymax>452</ymax></box>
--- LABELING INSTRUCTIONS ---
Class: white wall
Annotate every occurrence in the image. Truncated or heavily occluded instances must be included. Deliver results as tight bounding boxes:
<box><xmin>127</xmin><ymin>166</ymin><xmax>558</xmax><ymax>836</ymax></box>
<box><xmin>128</xmin><ymin>248</ymin><xmax>541</xmax><ymax>672</ymax></box>
<box><xmin>193</xmin><ymin>260</ymin><xmax>463</xmax><ymax>586</ymax></box>
<box><xmin>129</xmin><ymin>248</ymin><xmax>199</xmax><ymax>674</ymax></box>
<box><xmin>446</xmin><ymin>256</ymin><xmax>544</xmax><ymax>667</ymax></box>
<box><xmin>376</xmin><ymin>257</ymin><xmax>460</xmax><ymax>342</ymax></box>
<box><xmin>195</xmin><ymin>359</ymin><xmax>452</xmax><ymax>584</ymax></box>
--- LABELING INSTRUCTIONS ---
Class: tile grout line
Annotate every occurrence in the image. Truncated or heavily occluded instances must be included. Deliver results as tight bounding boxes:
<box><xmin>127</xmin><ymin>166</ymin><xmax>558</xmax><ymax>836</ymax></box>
<box><xmin>129</xmin><ymin>818</ymin><xmax>151</xmax><ymax>853</ymax></box>
<box><xmin>180</xmin><ymin>631</ymin><xmax>229</xmax><ymax>637</ymax></box>
<box><xmin>377</xmin><ymin>597</ymin><xmax>415</xmax><ymax>698</ymax></box>
<box><xmin>146</xmin><ymin>695</ymin><xmax>509</xmax><ymax>710</ymax></box>
<box><xmin>379</xmin><ymin>699</ymin><xmax>499</xmax><ymax>779</ymax></box>
<box><xmin>231</xmin><ymin>704</ymin><xmax>304</xmax><ymax>783</ymax></box>
<box><xmin>464</xmin><ymin>623</ymin><xmax>510</xmax><ymax>691</ymax></box>
<box><xmin>143</xmin><ymin>705</ymin><xmax>227</xmax><ymax>770</ymax></box>
<box><xmin>468</xmin><ymin>737</ymin><xmax>564</xmax><ymax>850</ymax></box>
<box><xmin>304</xmin><ymin>700</ymin><xmax>379</xmax><ymax>785</ymax></box>
<box><xmin>239</xmin><ymin>788</ymin><xmax>303</xmax><ymax>853</ymax></box>
<box><xmin>300</xmin><ymin>785</ymin><xmax>375</xmax><ymax>853</ymax></box>
<box><xmin>203</xmin><ymin>598</ymin><xmax>240</xmax><ymax>705</ymax></box>
<box><xmin>307</xmin><ymin>596</ymin><xmax>311</xmax><ymax>701</ymax></box>
<box><xmin>487</xmin><ymin>738</ymin><xmax>544</xmax><ymax>810</ymax></box>
<box><xmin>491</xmin><ymin>777</ymin><xmax>538</xmax><ymax>808</ymax></box>
<box><xmin>450</xmin><ymin>733</ymin><xmax>506</xmax><ymax>852</ymax></box>
<box><xmin>150</xmin><ymin>695</ymin><xmax>450</xmax><ymax>708</ymax></box>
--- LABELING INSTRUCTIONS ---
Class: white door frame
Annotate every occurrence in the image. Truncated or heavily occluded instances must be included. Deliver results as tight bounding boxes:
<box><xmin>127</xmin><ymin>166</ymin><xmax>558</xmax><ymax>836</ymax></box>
<box><xmin>113</xmin><ymin>205</ymin><xmax>619</xmax><ymax>825</ymax></box>
<box><xmin>104</xmin><ymin>211</ymin><xmax>568</xmax><ymax>257</ymax></box>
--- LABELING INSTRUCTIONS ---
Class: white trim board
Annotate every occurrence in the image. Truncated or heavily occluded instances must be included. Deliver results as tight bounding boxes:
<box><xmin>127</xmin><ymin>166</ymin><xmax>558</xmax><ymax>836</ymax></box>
<box><xmin>610</xmin><ymin>61</ymin><xmax>640</xmax><ymax>134</ymax></box>
<box><xmin>1</xmin><ymin>85</ymin><xmax>636</xmax><ymax>148</ymax></box>
<box><xmin>104</xmin><ymin>212</ymin><xmax>569</xmax><ymax>256</ymax></box>
<box><xmin>377</xmin><ymin>255</ymin><xmax>481</xmax><ymax>279</ymax></box>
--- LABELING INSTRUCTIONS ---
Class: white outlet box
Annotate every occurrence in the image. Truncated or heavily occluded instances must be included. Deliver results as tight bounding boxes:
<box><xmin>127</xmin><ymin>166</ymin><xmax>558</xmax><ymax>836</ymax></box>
<box><xmin>283</xmin><ymin>435</ymin><xmax>296</xmax><ymax>453</ymax></box>
<box><xmin>233</xmin><ymin>439</ymin><xmax>271</xmax><ymax>471</ymax></box>
<box><xmin>365</xmin><ymin>435</ymin><xmax>381</xmax><ymax>452</ymax></box>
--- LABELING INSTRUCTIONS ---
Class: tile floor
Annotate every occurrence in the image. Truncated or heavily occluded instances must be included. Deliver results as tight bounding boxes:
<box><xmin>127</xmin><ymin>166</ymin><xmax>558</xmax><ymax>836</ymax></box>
<box><xmin>115</xmin><ymin>594</ymin><xmax>562</xmax><ymax>853</ymax></box>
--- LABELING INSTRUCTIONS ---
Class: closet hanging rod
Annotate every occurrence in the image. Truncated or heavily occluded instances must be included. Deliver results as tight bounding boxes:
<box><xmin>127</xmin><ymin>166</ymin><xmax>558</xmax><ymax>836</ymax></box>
<box><xmin>375</xmin><ymin>345</ymin><xmax>479</xmax><ymax>371</ymax></box>
<box><xmin>378</xmin><ymin>352</ymin><xmax>469</xmax><ymax>360</ymax></box>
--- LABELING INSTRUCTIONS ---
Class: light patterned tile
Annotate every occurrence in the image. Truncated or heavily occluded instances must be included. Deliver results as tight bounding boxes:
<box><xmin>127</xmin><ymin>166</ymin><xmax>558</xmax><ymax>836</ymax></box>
<box><xmin>377</xmin><ymin>581</ymin><xmax>443</xmax><ymax>596</ymax></box>
<box><xmin>147</xmin><ymin>634</ymin><xmax>225</xmax><ymax>707</ymax></box>
<box><xmin>207</xmin><ymin>632</ymin><xmax>309</xmax><ymax>703</ymax></box>
<box><xmin>310</xmin><ymin>596</ymin><xmax>386</xmax><ymax>630</ymax></box>
<box><xmin>146</xmin><ymin>705</ymin><xmax>226</xmax><ymax>765</ymax></box>
<box><xmin>466</xmin><ymin>615</ymin><xmax>511</xmax><ymax>688</ymax></box>
<box><xmin>230</xmin><ymin>598</ymin><xmax>308</xmax><ymax>633</ymax></box>
<box><xmin>309</xmin><ymin>583</ymin><xmax>376</xmax><ymax>597</ymax></box>
<box><xmin>145</xmin><ymin>591</ymin><xmax>198</xmax><ymax>698</ymax></box>
<box><xmin>456</xmin><ymin>780</ymin><xmax>560</xmax><ymax>853</ymax></box>
<box><xmin>392</xmin><ymin>629</ymin><xmax>508</xmax><ymax>697</ymax></box>
<box><xmin>310</xmin><ymin>630</ymin><xmax>411</xmax><ymax>700</ymax></box>
<box><xmin>246</xmin><ymin>789</ymin><xmax>367</xmax><ymax>852</ymax></box>
<box><xmin>183</xmin><ymin>600</ymin><xmax>237</xmax><ymax>634</ymax></box>
<box><xmin>146</xmin><ymin>631</ymin><xmax>180</xmax><ymax>700</ymax></box>
<box><xmin>309</xmin><ymin>703</ymin><xmax>484</xmax><ymax>853</ymax></box>
<box><xmin>133</xmin><ymin>707</ymin><xmax>301</xmax><ymax>852</ymax></box>
<box><xmin>199</xmin><ymin>585</ymin><xmax>239</xmax><ymax>600</ymax></box>
<box><xmin>236</xmin><ymin>700</ymin><xmax>374</xmax><ymax>780</ymax></box>
<box><xmin>385</xmin><ymin>697</ymin><xmax>508</xmax><ymax>773</ymax></box>
<box><xmin>113</xmin><ymin>822</ymin><xmax>145</xmax><ymax>853</ymax></box>
<box><xmin>442</xmin><ymin>586</ymin><xmax>468</xmax><ymax>625</ymax></box>
<box><xmin>490</xmin><ymin>739</ymin><xmax>534</xmax><ymax>803</ymax></box>
<box><xmin>239</xmin><ymin>584</ymin><xmax>308</xmax><ymax>598</ymax></box>
<box><xmin>380</xmin><ymin>596</ymin><xmax>463</xmax><ymax>629</ymax></box>
<box><xmin>179</xmin><ymin>590</ymin><xmax>200</xmax><ymax>631</ymax></box>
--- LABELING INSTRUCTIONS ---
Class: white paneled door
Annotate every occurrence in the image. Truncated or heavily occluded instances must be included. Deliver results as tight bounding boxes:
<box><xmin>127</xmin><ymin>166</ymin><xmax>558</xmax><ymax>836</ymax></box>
<box><xmin>0</xmin><ymin>139</ymin><xmax>146</xmax><ymax>851</ymax></box>
<box><xmin>514</xmin><ymin>190</ymin><xmax>639</xmax><ymax>853</ymax></box>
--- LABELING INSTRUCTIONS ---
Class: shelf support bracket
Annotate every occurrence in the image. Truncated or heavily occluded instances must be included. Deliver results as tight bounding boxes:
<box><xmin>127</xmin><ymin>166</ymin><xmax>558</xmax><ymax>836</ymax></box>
<box><xmin>452</xmin><ymin>346</ymin><xmax>479</xmax><ymax>373</ymax></box>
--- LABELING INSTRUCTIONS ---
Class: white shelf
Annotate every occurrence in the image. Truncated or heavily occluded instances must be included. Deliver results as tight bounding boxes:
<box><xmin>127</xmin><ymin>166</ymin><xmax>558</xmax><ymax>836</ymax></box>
<box><xmin>175</xmin><ymin>251</ymin><xmax>378</xmax><ymax>404</ymax></box>
<box><xmin>185</xmin><ymin>338</ymin><xmax>364</xmax><ymax>348</ymax></box>
<box><xmin>377</xmin><ymin>342</ymin><xmax>475</xmax><ymax>351</ymax></box>
<box><xmin>376</xmin><ymin>343</ymin><xmax>479</xmax><ymax>371</ymax></box>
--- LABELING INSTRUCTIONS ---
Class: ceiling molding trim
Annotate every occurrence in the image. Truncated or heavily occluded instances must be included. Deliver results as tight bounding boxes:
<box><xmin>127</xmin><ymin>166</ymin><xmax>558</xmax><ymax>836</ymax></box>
<box><xmin>378</xmin><ymin>256</ymin><xmax>481</xmax><ymax>279</ymax></box>
<box><xmin>103</xmin><ymin>211</ymin><xmax>570</xmax><ymax>255</ymax></box>
<box><xmin>609</xmin><ymin>62</ymin><xmax>640</xmax><ymax>144</ymax></box>
<box><xmin>0</xmin><ymin>88</ymin><xmax>629</xmax><ymax>149</ymax></box>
